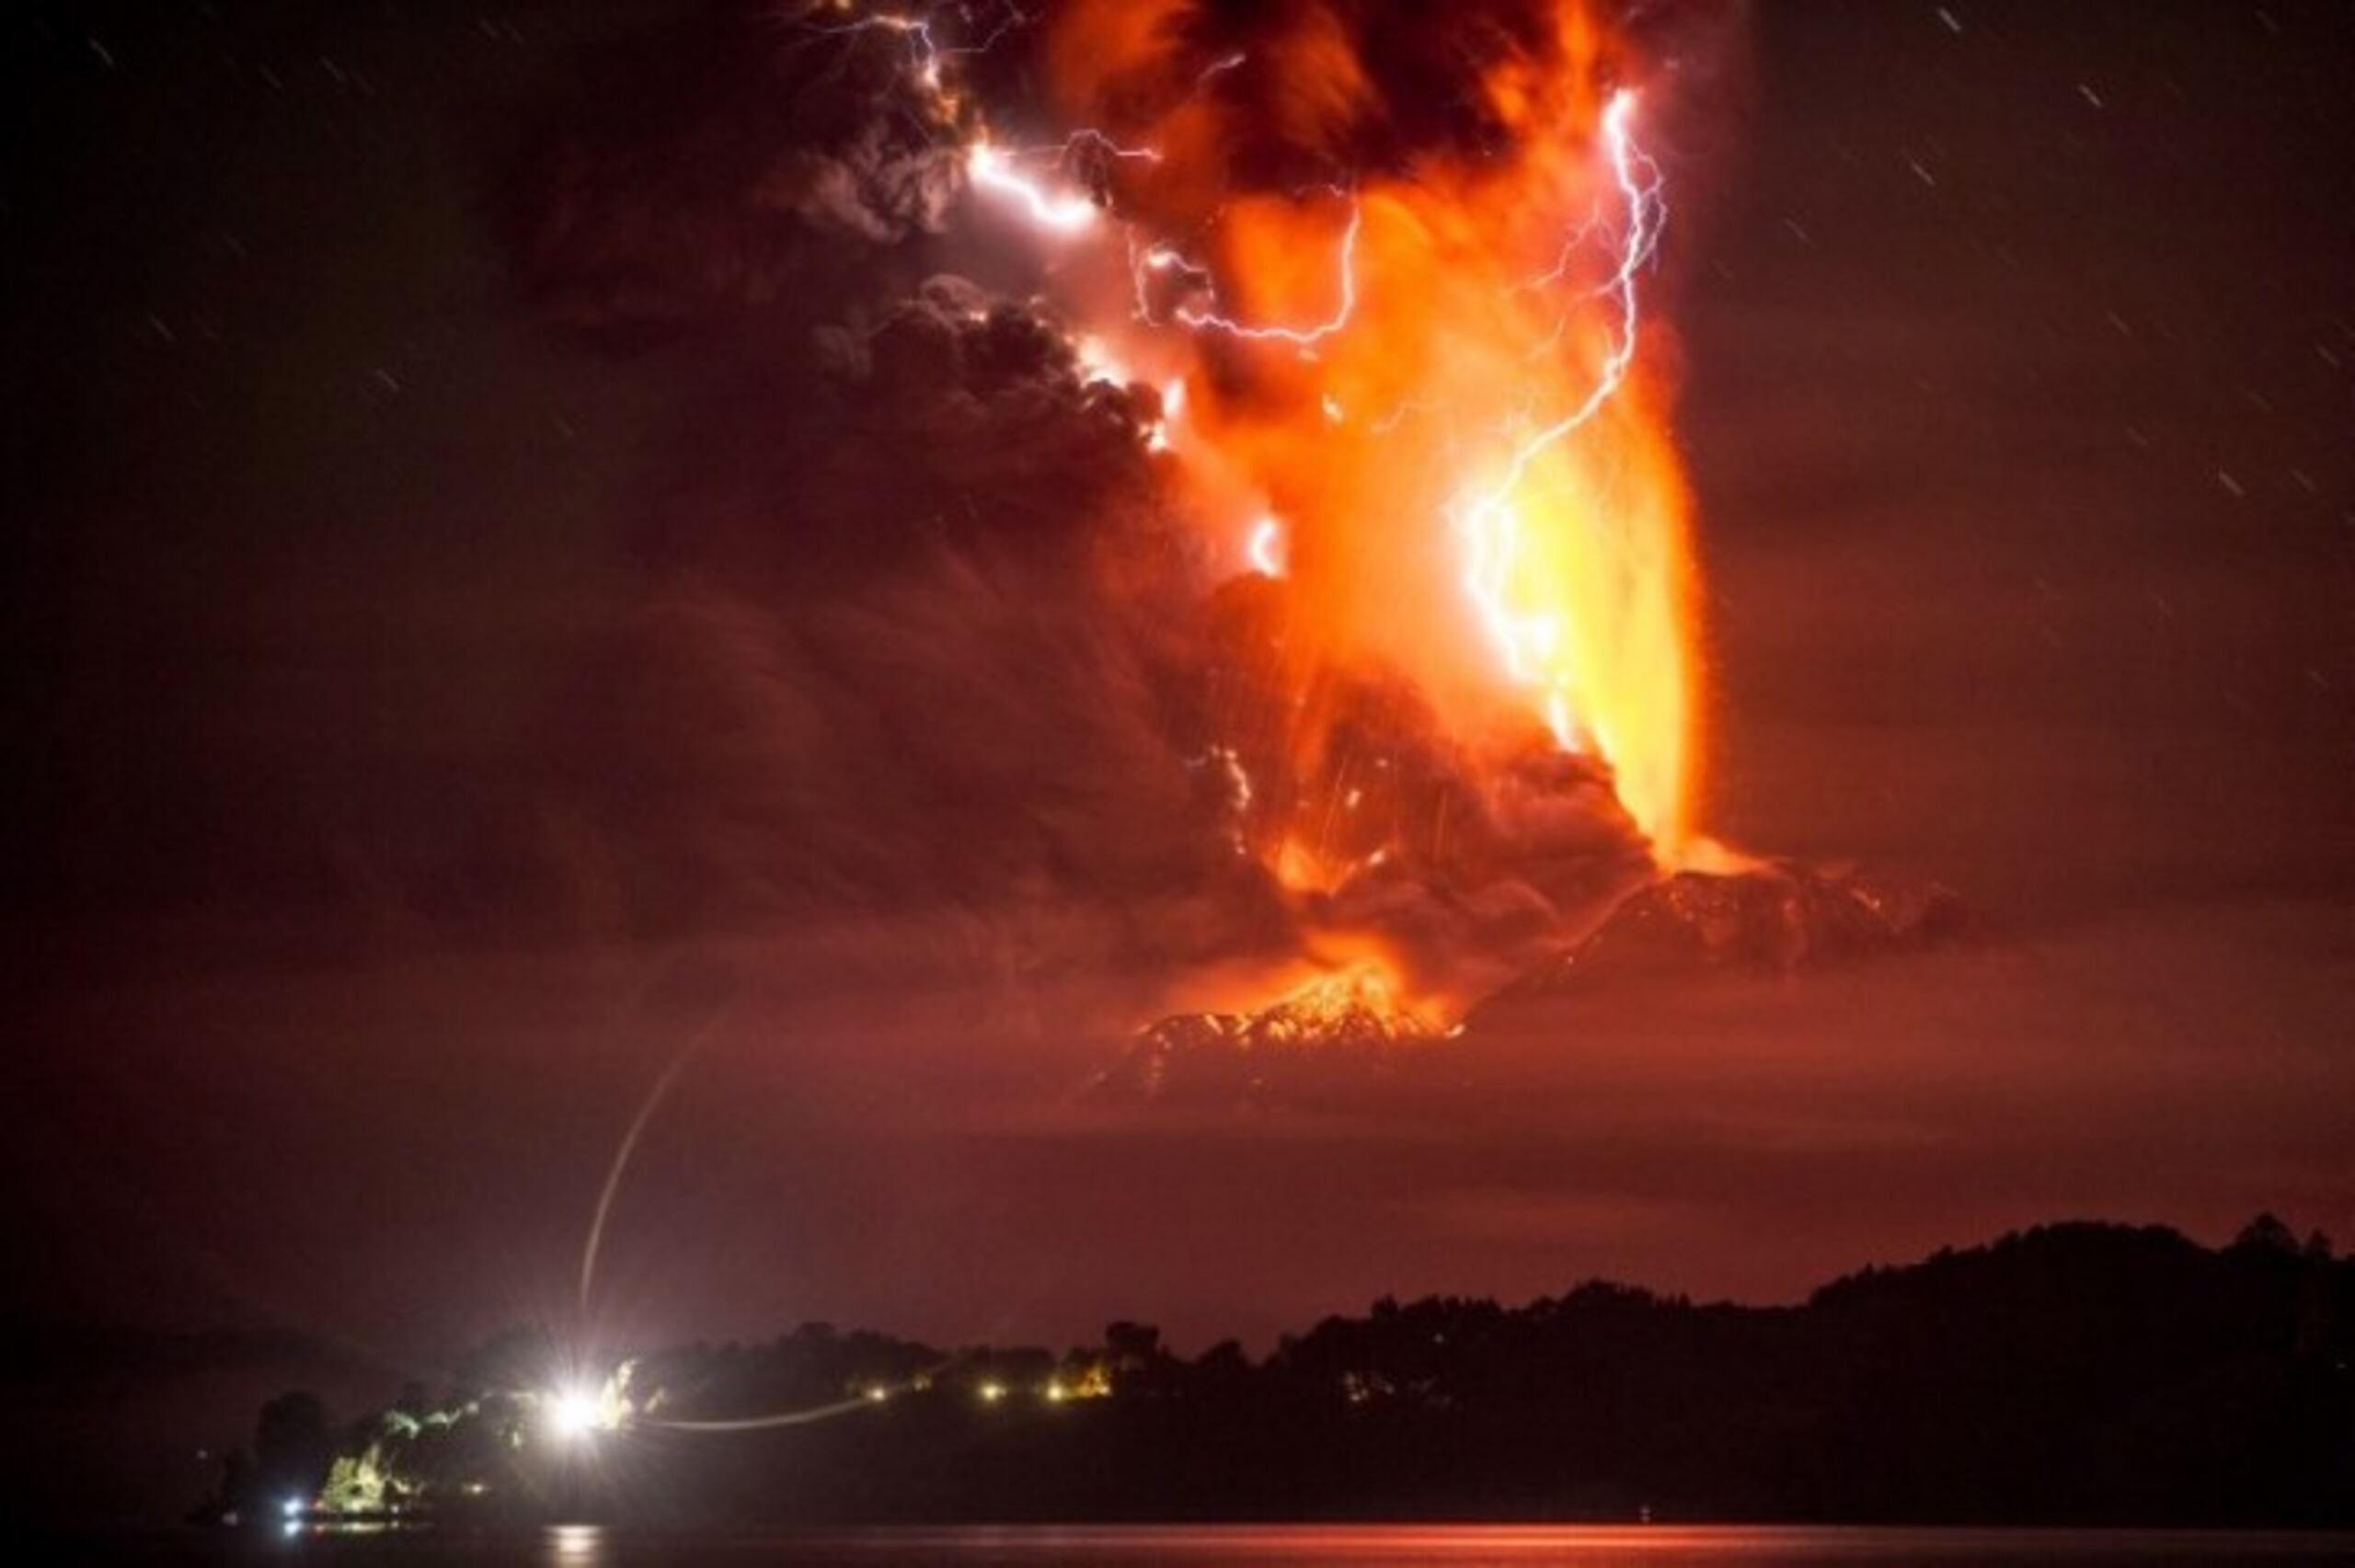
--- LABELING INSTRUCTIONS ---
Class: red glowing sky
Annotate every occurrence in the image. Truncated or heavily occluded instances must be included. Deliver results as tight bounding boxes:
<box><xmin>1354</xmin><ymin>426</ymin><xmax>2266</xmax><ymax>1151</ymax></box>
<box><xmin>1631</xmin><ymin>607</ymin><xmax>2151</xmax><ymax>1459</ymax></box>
<box><xmin>6</xmin><ymin>1</ymin><xmax>2349</xmax><ymax>1516</ymax></box>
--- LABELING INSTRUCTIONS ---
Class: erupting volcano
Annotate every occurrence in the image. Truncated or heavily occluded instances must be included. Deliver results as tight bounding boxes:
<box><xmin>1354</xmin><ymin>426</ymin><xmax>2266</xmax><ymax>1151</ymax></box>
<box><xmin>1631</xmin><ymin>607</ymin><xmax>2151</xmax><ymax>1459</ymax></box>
<box><xmin>742</xmin><ymin>0</ymin><xmax>1974</xmax><ymax>1084</ymax></box>
<box><xmin>1093</xmin><ymin>963</ymin><xmax>1450</xmax><ymax>1106</ymax></box>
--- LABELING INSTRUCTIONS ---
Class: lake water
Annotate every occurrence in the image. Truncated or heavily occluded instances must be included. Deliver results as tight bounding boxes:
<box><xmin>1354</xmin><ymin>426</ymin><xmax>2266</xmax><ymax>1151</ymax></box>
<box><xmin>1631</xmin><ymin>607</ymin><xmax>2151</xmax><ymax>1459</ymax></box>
<box><xmin>69</xmin><ymin>1525</ymin><xmax>2355</xmax><ymax>1566</ymax></box>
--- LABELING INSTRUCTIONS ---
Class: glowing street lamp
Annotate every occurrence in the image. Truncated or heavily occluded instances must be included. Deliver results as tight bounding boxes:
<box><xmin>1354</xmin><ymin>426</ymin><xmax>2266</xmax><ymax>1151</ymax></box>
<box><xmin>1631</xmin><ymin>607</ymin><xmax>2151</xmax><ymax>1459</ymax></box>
<box><xmin>544</xmin><ymin>1387</ymin><xmax>603</xmax><ymax>1441</ymax></box>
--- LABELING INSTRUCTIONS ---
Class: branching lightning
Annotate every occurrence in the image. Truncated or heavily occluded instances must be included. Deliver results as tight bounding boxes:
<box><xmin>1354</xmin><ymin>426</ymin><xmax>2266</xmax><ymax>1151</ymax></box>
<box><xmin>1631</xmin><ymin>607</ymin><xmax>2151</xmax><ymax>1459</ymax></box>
<box><xmin>1148</xmin><ymin>200</ymin><xmax>1364</xmax><ymax>348</ymax></box>
<box><xmin>1453</xmin><ymin>88</ymin><xmax>1668</xmax><ymax>757</ymax></box>
<box><xmin>966</xmin><ymin>129</ymin><xmax>1163</xmax><ymax>233</ymax></box>
<box><xmin>810</xmin><ymin>3</ymin><xmax>1030</xmax><ymax>101</ymax></box>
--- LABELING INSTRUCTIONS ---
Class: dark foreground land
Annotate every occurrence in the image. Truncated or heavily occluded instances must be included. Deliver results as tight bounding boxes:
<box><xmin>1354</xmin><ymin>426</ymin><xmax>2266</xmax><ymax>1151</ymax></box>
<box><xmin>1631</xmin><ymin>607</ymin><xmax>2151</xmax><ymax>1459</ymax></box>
<box><xmin>173</xmin><ymin>1218</ymin><xmax>2355</xmax><ymax>1533</ymax></box>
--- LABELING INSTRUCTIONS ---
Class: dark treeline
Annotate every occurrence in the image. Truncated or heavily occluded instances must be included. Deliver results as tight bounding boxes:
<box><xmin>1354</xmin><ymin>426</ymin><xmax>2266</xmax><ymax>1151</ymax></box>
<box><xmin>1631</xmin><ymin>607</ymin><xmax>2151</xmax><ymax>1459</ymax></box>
<box><xmin>213</xmin><ymin>1218</ymin><xmax>2352</xmax><ymax>1528</ymax></box>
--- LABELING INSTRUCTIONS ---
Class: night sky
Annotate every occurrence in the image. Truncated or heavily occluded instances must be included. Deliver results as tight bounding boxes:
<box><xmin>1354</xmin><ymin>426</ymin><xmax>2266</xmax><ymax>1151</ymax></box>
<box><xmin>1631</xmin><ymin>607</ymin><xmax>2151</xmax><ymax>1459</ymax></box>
<box><xmin>6</xmin><ymin>0</ymin><xmax>2351</xmax><ymax>1521</ymax></box>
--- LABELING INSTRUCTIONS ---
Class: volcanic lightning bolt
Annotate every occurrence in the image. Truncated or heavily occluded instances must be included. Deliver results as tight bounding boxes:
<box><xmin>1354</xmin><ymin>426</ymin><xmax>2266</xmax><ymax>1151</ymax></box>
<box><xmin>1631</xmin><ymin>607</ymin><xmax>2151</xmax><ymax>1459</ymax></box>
<box><xmin>1455</xmin><ymin>87</ymin><xmax>1670</xmax><ymax>782</ymax></box>
<box><xmin>1161</xmin><ymin>200</ymin><xmax>1363</xmax><ymax>348</ymax></box>
<box><xmin>966</xmin><ymin>142</ymin><xmax>1103</xmax><ymax>233</ymax></box>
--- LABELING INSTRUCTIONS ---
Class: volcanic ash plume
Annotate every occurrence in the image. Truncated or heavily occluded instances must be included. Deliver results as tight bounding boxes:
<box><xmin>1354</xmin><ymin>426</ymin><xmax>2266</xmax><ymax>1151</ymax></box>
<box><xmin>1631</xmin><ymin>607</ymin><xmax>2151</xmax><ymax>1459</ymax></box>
<box><xmin>975</xmin><ymin>0</ymin><xmax>1729</xmax><ymax>1020</ymax></box>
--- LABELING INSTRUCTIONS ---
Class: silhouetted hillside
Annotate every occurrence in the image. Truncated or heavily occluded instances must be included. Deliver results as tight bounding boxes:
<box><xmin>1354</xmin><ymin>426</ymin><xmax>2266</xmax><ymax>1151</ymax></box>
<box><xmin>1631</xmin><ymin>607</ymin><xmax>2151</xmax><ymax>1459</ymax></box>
<box><xmin>212</xmin><ymin>1218</ymin><xmax>2351</xmax><ymax>1528</ymax></box>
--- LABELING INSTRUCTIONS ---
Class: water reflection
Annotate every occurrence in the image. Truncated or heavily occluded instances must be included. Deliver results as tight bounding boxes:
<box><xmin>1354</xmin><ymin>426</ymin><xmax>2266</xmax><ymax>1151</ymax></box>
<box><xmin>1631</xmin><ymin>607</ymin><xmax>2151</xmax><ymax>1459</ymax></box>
<box><xmin>546</xmin><ymin>1524</ymin><xmax>605</xmax><ymax>1562</ymax></box>
<box><xmin>495</xmin><ymin>1524</ymin><xmax>2355</xmax><ymax>1567</ymax></box>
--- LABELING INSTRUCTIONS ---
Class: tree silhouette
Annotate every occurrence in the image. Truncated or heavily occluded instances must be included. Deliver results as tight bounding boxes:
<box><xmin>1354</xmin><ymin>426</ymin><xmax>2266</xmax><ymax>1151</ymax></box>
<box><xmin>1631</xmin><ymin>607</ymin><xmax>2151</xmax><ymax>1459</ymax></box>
<box><xmin>218</xmin><ymin>1216</ymin><xmax>2353</xmax><ymax>1529</ymax></box>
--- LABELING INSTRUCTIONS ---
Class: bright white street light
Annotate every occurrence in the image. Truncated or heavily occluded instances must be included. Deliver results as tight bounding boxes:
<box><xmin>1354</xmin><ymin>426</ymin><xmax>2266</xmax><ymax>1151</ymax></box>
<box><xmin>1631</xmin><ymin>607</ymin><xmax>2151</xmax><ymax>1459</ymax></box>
<box><xmin>546</xmin><ymin>1387</ymin><xmax>603</xmax><ymax>1441</ymax></box>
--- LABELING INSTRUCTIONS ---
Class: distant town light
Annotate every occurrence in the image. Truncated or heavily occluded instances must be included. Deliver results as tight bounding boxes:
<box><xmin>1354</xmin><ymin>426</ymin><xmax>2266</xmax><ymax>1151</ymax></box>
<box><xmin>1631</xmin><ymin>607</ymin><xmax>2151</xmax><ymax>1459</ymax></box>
<box><xmin>977</xmin><ymin>1380</ymin><xmax>1006</xmax><ymax>1404</ymax></box>
<box><xmin>280</xmin><ymin>1497</ymin><xmax>304</xmax><ymax>1520</ymax></box>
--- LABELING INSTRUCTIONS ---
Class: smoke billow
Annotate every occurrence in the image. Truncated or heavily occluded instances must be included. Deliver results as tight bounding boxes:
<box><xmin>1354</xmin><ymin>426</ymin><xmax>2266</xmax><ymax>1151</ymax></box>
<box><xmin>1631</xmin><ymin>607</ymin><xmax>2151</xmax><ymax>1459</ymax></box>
<box><xmin>501</xmin><ymin>3</ymin><xmax>967</xmax><ymax>338</ymax></box>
